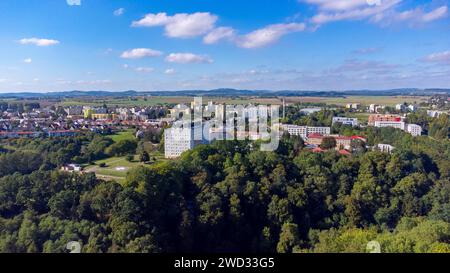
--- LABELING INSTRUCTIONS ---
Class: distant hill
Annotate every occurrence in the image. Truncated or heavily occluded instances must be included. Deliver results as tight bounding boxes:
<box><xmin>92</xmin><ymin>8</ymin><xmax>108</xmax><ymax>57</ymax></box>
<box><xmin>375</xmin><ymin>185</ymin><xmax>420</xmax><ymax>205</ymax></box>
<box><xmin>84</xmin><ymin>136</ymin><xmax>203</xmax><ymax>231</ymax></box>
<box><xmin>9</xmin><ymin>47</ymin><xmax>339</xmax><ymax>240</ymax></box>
<box><xmin>0</xmin><ymin>88</ymin><xmax>449</xmax><ymax>99</ymax></box>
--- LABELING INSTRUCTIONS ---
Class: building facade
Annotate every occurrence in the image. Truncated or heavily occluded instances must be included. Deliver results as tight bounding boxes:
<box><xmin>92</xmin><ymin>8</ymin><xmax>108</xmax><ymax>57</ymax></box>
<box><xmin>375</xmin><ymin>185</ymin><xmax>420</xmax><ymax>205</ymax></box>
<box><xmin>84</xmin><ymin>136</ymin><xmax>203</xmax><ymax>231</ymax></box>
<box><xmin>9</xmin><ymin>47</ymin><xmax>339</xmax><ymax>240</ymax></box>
<box><xmin>164</xmin><ymin>124</ymin><xmax>206</xmax><ymax>158</ymax></box>
<box><xmin>368</xmin><ymin>114</ymin><xmax>403</xmax><ymax>126</ymax></box>
<box><xmin>332</xmin><ymin>117</ymin><xmax>359</xmax><ymax>127</ymax></box>
<box><xmin>374</xmin><ymin>120</ymin><xmax>406</xmax><ymax>130</ymax></box>
<box><xmin>406</xmin><ymin>124</ymin><xmax>422</xmax><ymax>136</ymax></box>
<box><xmin>281</xmin><ymin>124</ymin><xmax>331</xmax><ymax>139</ymax></box>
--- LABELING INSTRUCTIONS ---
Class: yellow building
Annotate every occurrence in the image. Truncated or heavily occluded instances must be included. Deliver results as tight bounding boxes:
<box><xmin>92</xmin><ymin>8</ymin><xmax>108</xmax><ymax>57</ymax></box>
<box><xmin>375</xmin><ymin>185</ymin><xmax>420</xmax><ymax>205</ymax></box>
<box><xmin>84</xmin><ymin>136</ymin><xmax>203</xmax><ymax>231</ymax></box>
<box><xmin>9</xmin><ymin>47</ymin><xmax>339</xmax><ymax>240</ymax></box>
<box><xmin>83</xmin><ymin>109</ymin><xmax>95</xmax><ymax>119</ymax></box>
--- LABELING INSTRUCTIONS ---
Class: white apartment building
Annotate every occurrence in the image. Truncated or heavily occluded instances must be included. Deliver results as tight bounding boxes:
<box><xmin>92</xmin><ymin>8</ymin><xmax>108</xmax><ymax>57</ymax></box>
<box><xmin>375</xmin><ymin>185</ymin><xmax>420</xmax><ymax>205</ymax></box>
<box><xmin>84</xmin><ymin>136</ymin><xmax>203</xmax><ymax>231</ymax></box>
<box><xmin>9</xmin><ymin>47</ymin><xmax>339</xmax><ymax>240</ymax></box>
<box><xmin>164</xmin><ymin>123</ymin><xmax>206</xmax><ymax>158</ymax></box>
<box><xmin>332</xmin><ymin>117</ymin><xmax>359</xmax><ymax>127</ymax></box>
<box><xmin>427</xmin><ymin>110</ymin><xmax>446</xmax><ymax>118</ymax></box>
<box><xmin>406</xmin><ymin>124</ymin><xmax>422</xmax><ymax>136</ymax></box>
<box><xmin>373</xmin><ymin>121</ymin><xmax>422</xmax><ymax>137</ymax></box>
<box><xmin>374</xmin><ymin>120</ymin><xmax>405</xmax><ymax>130</ymax></box>
<box><xmin>369</xmin><ymin>104</ymin><xmax>385</xmax><ymax>113</ymax></box>
<box><xmin>281</xmin><ymin>124</ymin><xmax>330</xmax><ymax>139</ymax></box>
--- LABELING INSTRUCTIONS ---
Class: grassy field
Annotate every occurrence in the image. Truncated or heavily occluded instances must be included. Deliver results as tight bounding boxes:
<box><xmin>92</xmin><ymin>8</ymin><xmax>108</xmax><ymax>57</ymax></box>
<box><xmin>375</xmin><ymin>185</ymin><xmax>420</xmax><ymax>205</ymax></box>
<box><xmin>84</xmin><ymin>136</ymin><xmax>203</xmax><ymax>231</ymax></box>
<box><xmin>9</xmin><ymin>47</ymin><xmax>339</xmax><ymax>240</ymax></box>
<box><xmin>59</xmin><ymin>96</ymin><xmax>193</xmax><ymax>107</ymax></box>
<box><xmin>108</xmin><ymin>129</ymin><xmax>135</xmax><ymax>143</ymax></box>
<box><xmin>346</xmin><ymin>112</ymin><xmax>372</xmax><ymax>123</ymax></box>
<box><xmin>319</xmin><ymin>96</ymin><xmax>427</xmax><ymax>106</ymax></box>
<box><xmin>84</xmin><ymin>151</ymin><xmax>166</xmax><ymax>182</ymax></box>
<box><xmin>58</xmin><ymin>95</ymin><xmax>430</xmax><ymax>108</ymax></box>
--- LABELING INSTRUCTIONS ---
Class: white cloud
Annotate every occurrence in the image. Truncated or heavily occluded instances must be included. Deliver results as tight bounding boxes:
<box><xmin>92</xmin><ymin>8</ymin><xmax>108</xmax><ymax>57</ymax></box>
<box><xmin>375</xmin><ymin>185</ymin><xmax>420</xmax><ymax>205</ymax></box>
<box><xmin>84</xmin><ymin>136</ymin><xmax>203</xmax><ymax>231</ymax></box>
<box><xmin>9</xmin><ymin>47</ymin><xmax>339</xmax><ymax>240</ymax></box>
<box><xmin>235</xmin><ymin>23</ymin><xmax>306</xmax><ymax>48</ymax></box>
<box><xmin>19</xmin><ymin>38</ymin><xmax>60</xmax><ymax>47</ymax></box>
<box><xmin>76</xmin><ymin>80</ymin><xmax>111</xmax><ymax>85</ymax></box>
<box><xmin>304</xmin><ymin>0</ymin><xmax>447</xmax><ymax>26</ymax></box>
<box><xmin>135</xmin><ymin>67</ymin><xmax>155</xmax><ymax>73</ymax></box>
<box><xmin>302</xmin><ymin>0</ymin><xmax>372</xmax><ymax>11</ymax></box>
<box><xmin>372</xmin><ymin>5</ymin><xmax>448</xmax><ymax>26</ymax></box>
<box><xmin>422</xmin><ymin>50</ymin><xmax>450</xmax><ymax>65</ymax></box>
<box><xmin>132</xmin><ymin>12</ymin><xmax>218</xmax><ymax>38</ymax></box>
<box><xmin>165</xmin><ymin>68</ymin><xmax>176</xmax><ymax>74</ymax></box>
<box><xmin>67</xmin><ymin>0</ymin><xmax>81</xmax><ymax>6</ymax></box>
<box><xmin>120</xmin><ymin>48</ymin><xmax>163</xmax><ymax>59</ymax></box>
<box><xmin>203</xmin><ymin>27</ymin><xmax>236</xmax><ymax>44</ymax></box>
<box><xmin>114</xmin><ymin>8</ymin><xmax>125</xmax><ymax>16</ymax></box>
<box><xmin>309</xmin><ymin>0</ymin><xmax>401</xmax><ymax>24</ymax></box>
<box><xmin>23</xmin><ymin>58</ymin><xmax>32</xmax><ymax>64</ymax></box>
<box><xmin>0</xmin><ymin>79</ymin><xmax>6</xmax><ymax>83</ymax></box>
<box><xmin>165</xmin><ymin>53</ymin><xmax>213</xmax><ymax>64</ymax></box>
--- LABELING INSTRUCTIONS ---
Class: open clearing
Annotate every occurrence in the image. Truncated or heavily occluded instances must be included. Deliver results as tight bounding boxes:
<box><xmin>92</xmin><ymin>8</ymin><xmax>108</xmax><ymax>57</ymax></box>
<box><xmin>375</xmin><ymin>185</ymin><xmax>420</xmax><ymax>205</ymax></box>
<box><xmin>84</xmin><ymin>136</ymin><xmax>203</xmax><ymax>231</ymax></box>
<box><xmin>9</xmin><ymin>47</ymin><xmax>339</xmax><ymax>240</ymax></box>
<box><xmin>84</xmin><ymin>152</ymin><xmax>167</xmax><ymax>182</ymax></box>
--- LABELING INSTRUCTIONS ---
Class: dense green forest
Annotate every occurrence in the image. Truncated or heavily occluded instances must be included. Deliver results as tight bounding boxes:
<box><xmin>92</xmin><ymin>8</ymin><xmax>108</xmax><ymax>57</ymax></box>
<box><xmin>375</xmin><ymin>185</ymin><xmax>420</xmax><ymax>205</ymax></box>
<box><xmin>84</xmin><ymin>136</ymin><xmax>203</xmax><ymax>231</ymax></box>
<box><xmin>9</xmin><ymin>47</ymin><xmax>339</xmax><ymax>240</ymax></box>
<box><xmin>0</xmin><ymin>125</ymin><xmax>449</xmax><ymax>253</ymax></box>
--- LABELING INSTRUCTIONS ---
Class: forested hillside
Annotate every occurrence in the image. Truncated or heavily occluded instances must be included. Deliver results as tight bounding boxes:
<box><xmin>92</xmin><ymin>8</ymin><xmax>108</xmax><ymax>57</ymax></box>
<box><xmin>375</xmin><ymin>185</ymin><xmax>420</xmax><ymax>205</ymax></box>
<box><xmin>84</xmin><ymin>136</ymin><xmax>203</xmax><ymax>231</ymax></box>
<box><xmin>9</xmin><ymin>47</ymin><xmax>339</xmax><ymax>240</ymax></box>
<box><xmin>0</xmin><ymin>128</ymin><xmax>449</xmax><ymax>253</ymax></box>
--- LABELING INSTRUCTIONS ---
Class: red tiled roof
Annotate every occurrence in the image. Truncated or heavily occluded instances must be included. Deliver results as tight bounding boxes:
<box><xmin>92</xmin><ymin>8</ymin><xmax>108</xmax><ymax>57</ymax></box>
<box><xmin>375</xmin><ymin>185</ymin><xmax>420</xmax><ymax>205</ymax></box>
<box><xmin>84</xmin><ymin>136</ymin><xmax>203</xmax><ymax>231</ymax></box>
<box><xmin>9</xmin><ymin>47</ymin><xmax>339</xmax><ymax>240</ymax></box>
<box><xmin>312</xmin><ymin>147</ymin><xmax>324</xmax><ymax>153</ymax></box>
<box><xmin>308</xmin><ymin>133</ymin><xmax>324</xmax><ymax>138</ymax></box>
<box><xmin>338</xmin><ymin>150</ymin><xmax>352</xmax><ymax>156</ymax></box>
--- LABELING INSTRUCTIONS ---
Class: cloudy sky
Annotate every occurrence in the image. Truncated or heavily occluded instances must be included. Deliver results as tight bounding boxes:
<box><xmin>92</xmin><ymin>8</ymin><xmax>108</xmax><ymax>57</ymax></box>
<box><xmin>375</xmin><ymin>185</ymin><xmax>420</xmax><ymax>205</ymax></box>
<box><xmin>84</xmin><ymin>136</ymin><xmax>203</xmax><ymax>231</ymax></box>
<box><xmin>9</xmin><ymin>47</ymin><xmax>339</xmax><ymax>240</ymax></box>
<box><xmin>0</xmin><ymin>0</ymin><xmax>449</xmax><ymax>92</ymax></box>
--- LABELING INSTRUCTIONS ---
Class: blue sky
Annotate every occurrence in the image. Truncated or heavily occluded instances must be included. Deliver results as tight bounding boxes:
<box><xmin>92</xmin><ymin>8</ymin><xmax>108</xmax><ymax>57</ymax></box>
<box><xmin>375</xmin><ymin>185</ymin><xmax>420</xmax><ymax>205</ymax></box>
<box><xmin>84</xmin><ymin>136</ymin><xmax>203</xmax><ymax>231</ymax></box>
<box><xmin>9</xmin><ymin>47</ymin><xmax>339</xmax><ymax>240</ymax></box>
<box><xmin>0</xmin><ymin>0</ymin><xmax>449</xmax><ymax>92</ymax></box>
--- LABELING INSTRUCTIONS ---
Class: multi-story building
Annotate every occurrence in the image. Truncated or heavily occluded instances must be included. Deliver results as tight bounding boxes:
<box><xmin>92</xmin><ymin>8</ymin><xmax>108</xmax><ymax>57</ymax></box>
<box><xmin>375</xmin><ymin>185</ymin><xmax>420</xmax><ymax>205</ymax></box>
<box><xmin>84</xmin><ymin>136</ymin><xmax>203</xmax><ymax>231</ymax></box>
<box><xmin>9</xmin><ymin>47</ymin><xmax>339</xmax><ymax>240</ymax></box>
<box><xmin>368</xmin><ymin>104</ymin><xmax>386</xmax><ymax>113</ymax></box>
<box><xmin>332</xmin><ymin>117</ymin><xmax>359</xmax><ymax>127</ymax></box>
<box><xmin>281</xmin><ymin>124</ymin><xmax>330</xmax><ymax>139</ymax></box>
<box><xmin>406</xmin><ymin>124</ymin><xmax>422</xmax><ymax>136</ymax></box>
<box><xmin>374</xmin><ymin>120</ymin><xmax>405</xmax><ymax>130</ymax></box>
<box><xmin>368</xmin><ymin>114</ymin><xmax>402</xmax><ymax>126</ymax></box>
<box><xmin>164</xmin><ymin>123</ymin><xmax>206</xmax><ymax>158</ymax></box>
<box><xmin>307</xmin><ymin>134</ymin><xmax>366</xmax><ymax>150</ymax></box>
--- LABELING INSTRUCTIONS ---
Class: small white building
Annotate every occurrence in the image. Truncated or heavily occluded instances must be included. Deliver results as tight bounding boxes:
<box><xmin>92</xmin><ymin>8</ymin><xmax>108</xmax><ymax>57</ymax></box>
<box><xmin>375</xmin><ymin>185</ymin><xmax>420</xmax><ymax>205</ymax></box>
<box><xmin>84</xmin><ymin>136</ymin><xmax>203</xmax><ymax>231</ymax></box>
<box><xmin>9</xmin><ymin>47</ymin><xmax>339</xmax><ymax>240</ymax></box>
<box><xmin>346</xmin><ymin>103</ymin><xmax>361</xmax><ymax>110</ymax></box>
<box><xmin>406</xmin><ymin>124</ymin><xmax>422</xmax><ymax>136</ymax></box>
<box><xmin>395</xmin><ymin>104</ymin><xmax>406</xmax><ymax>112</ymax></box>
<box><xmin>377</xmin><ymin>144</ymin><xmax>395</xmax><ymax>154</ymax></box>
<box><xmin>408</xmin><ymin>104</ymin><xmax>418</xmax><ymax>112</ymax></box>
<box><xmin>427</xmin><ymin>110</ymin><xmax>446</xmax><ymax>118</ymax></box>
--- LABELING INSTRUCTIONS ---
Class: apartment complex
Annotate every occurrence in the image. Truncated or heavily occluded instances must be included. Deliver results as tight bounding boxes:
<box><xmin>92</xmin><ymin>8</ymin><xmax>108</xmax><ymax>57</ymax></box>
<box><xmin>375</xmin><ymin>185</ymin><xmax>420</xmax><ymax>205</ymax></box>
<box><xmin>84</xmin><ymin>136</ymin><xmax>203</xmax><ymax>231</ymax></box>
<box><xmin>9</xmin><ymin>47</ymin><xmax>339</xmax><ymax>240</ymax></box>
<box><xmin>281</xmin><ymin>124</ymin><xmax>331</xmax><ymax>139</ymax></box>
<box><xmin>371</xmin><ymin>115</ymin><xmax>422</xmax><ymax>137</ymax></box>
